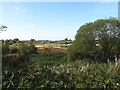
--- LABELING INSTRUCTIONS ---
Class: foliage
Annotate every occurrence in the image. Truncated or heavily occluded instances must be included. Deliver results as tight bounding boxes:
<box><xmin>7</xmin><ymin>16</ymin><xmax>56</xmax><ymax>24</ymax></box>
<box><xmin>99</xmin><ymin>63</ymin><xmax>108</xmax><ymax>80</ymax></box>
<box><xmin>29</xmin><ymin>39</ymin><xmax>36</xmax><ymax>44</ymax></box>
<box><xmin>2</xmin><ymin>41</ymin><xmax>9</xmax><ymax>55</ymax></box>
<box><xmin>18</xmin><ymin>43</ymin><xmax>37</xmax><ymax>55</ymax></box>
<box><xmin>2</xmin><ymin>53</ymin><xmax>120</xmax><ymax>88</ymax></box>
<box><xmin>12</xmin><ymin>38</ymin><xmax>19</xmax><ymax>44</ymax></box>
<box><xmin>2</xmin><ymin>39</ymin><xmax>37</xmax><ymax>55</ymax></box>
<box><xmin>64</xmin><ymin>38</ymin><xmax>68</xmax><ymax>41</ymax></box>
<box><xmin>0</xmin><ymin>25</ymin><xmax>7</xmax><ymax>32</ymax></box>
<box><xmin>68</xmin><ymin>19</ymin><xmax>120</xmax><ymax>62</ymax></box>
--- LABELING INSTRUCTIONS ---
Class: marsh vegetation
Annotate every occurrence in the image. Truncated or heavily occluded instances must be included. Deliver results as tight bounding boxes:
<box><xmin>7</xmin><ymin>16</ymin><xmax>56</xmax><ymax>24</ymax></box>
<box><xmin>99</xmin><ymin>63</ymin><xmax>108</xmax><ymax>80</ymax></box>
<box><xmin>1</xmin><ymin>19</ymin><xmax>120</xmax><ymax>88</ymax></box>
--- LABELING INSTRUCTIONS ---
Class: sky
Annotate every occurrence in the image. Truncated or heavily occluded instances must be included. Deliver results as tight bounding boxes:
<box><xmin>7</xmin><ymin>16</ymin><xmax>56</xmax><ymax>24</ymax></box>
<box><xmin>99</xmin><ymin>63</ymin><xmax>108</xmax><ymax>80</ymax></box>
<box><xmin>0</xmin><ymin>2</ymin><xmax>119</xmax><ymax>40</ymax></box>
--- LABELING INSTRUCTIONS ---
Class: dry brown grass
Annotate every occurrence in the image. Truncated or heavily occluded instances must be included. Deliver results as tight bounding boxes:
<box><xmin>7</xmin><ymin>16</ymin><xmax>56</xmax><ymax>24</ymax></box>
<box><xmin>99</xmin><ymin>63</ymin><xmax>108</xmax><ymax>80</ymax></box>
<box><xmin>37</xmin><ymin>47</ymin><xmax>67</xmax><ymax>53</ymax></box>
<box><xmin>35</xmin><ymin>44</ymin><xmax>71</xmax><ymax>48</ymax></box>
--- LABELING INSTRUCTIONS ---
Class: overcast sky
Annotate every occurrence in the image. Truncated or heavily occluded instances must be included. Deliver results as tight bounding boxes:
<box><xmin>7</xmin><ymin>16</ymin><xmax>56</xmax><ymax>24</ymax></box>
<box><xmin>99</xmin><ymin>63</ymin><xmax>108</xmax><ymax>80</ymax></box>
<box><xmin>0</xmin><ymin>2</ymin><xmax>118</xmax><ymax>40</ymax></box>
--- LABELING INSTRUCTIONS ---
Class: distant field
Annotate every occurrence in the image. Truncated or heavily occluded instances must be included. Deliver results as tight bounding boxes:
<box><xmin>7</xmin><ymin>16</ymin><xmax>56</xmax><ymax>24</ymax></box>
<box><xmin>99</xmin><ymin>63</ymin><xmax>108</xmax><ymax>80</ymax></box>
<box><xmin>37</xmin><ymin>48</ymin><xmax>67</xmax><ymax>53</ymax></box>
<box><xmin>35</xmin><ymin>44</ymin><xmax>71</xmax><ymax>48</ymax></box>
<box><xmin>35</xmin><ymin>44</ymin><xmax>70</xmax><ymax>53</ymax></box>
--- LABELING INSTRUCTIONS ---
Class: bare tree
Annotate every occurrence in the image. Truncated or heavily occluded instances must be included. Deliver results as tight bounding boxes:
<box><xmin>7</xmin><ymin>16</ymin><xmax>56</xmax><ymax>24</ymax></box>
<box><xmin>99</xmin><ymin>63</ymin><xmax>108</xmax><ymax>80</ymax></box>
<box><xmin>0</xmin><ymin>25</ymin><xmax>7</xmax><ymax>32</ymax></box>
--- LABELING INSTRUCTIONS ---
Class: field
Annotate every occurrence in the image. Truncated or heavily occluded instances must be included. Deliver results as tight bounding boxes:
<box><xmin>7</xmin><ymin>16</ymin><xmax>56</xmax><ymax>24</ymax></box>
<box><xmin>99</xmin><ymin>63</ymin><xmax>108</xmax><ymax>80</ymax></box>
<box><xmin>35</xmin><ymin>43</ymin><xmax>69</xmax><ymax>53</ymax></box>
<box><xmin>37</xmin><ymin>47</ymin><xmax>67</xmax><ymax>53</ymax></box>
<box><xmin>35</xmin><ymin>43</ymin><xmax>71</xmax><ymax>48</ymax></box>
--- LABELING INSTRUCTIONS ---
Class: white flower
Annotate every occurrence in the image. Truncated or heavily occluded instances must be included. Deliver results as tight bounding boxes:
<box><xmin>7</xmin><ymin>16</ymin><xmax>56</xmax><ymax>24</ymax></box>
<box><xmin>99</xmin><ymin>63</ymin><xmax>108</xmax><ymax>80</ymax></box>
<box><xmin>116</xmin><ymin>83</ymin><xmax>119</xmax><ymax>86</ymax></box>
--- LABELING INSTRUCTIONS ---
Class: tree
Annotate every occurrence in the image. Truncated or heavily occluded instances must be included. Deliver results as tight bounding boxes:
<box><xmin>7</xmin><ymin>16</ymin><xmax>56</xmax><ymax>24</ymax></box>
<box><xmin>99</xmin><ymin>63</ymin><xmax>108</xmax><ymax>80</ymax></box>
<box><xmin>68</xmin><ymin>19</ymin><xmax>120</xmax><ymax>62</ymax></box>
<box><xmin>64</xmin><ymin>38</ymin><xmax>68</xmax><ymax>41</ymax></box>
<box><xmin>13</xmin><ymin>38</ymin><xmax>19</xmax><ymax>43</ymax></box>
<box><xmin>30</xmin><ymin>39</ymin><xmax>35</xmax><ymax>44</ymax></box>
<box><xmin>18</xmin><ymin>43</ymin><xmax>37</xmax><ymax>55</ymax></box>
<box><xmin>2</xmin><ymin>41</ymin><xmax>9</xmax><ymax>55</ymax></box>
<box><xmin>69</xmin><ymin>39</ymin><xmax>72</xmax><ymax>41</ymax></box>
<box><xmin>0</xmin><ymin>25</ymin><xmax>7</xmax><ymax>54</ymax></box>
<box><xmin>27</xmin><ymin>44</ymin><xmax>37</xmax><ymax>54</ymax></box>
<box><xmin>0</xmin><ymin>25</ymin><xmax>7</xmax><ymax>32</ymax></box>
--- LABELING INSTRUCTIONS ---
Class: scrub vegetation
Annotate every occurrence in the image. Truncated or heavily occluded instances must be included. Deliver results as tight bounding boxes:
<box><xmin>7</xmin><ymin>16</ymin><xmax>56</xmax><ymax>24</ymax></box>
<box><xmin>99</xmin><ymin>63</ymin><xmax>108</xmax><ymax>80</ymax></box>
<box><xmin>1</xmin><ymin>18</ymin><xmax>120</xmax><ymax>88</ymax></box>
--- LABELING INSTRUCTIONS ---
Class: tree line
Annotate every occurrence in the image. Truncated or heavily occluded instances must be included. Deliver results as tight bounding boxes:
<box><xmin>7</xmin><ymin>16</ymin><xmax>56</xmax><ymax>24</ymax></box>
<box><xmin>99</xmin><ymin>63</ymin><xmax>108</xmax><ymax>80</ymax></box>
<box><xmin>1</xmin><ymin>39</ymin><xmax>37</xmax><ymax>55</ymax></box>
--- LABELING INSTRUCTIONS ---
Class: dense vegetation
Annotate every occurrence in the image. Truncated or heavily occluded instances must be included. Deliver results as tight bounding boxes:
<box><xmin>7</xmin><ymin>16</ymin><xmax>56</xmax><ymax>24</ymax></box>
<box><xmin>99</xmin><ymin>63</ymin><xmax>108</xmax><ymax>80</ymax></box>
<box><xmin>2</xmin><ymin>53</ymin><xmax>120</xmax><ymax>88</ymax></box>
<box><xmin>1</xmin><ymin>18</ymin><xmax>120</xmax><ymax>88</ymax></box>
<box><xmin>2</xmin><ymin>39</ymin><xmax>37</xmax><ymax>55</ymax></box>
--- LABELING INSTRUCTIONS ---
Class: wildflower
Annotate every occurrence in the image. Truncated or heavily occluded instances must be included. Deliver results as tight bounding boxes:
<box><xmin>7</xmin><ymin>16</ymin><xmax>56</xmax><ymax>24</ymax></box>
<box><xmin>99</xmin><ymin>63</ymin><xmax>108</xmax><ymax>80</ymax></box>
<box><xmin>116</xmin><ymin>83</ymin><xmax>119</xmax><ymax>86</ymax></box>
